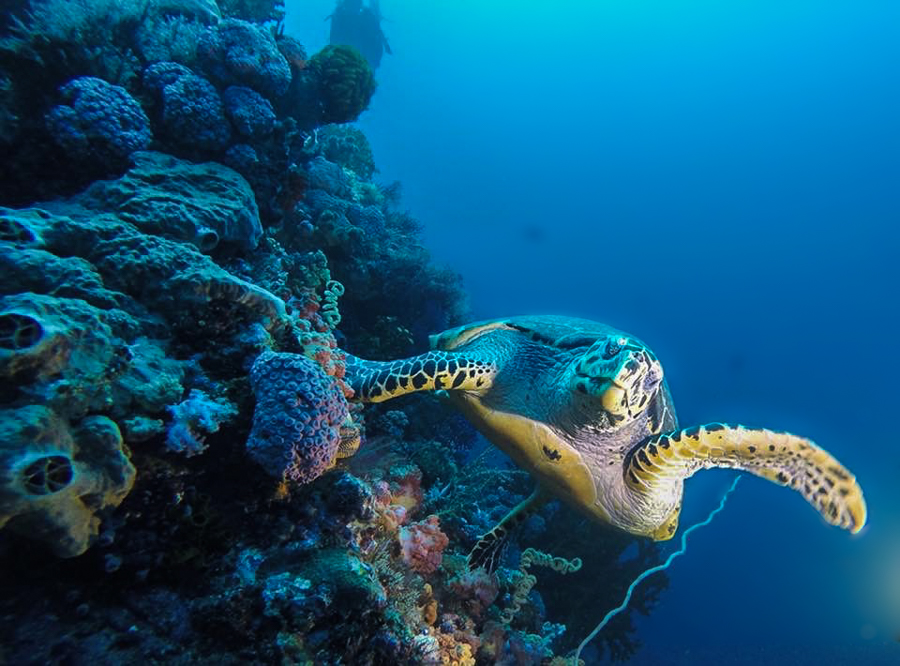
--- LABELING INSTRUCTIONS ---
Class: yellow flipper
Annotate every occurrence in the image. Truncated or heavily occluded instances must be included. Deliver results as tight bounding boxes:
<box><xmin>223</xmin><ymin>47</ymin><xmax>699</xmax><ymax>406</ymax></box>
<box><xmin>625</xmin><ymin>423</ymin><xmax>867</xmax><ymax>536</ymax></box>
<box><xmin>344</xmin><ymin>351</ymin><xmax>498</xmax><ymax>403</ymax></box>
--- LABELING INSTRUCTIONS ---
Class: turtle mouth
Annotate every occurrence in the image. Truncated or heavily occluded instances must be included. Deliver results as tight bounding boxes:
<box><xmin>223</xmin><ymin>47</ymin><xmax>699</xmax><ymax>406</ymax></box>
<box><xmin>600</xmin><ymin>383</ymin><xmax>631</xmax><ymax>418</ymax></box>
<box><xmin>599</xmin><ymin>351</ymin><xmax>663</xmax><ymax>420</ymax></box>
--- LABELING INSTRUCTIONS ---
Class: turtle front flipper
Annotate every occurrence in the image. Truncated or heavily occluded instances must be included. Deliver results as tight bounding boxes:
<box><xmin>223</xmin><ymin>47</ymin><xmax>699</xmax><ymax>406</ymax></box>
<box><xmin>624</xmin><ymin>424</ymin><xmax>867</xmax><ymax>538</ymax></box>
<box><xmin>344</xmin><ymin>352</ymin><xmax>498</xmax><ymax>403</ymax></box>
<box><xmin>468</xmin><ymin>487</ymin><xmax>550</xmax><ymax>573</ymax></box>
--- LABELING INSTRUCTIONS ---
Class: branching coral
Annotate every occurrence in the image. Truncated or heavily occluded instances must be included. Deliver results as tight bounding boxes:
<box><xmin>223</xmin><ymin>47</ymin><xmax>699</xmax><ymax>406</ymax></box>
<box><xmin>421</xmin><ymin>445</ymin><xmax>531</xmax><ymax>547</ymax></box>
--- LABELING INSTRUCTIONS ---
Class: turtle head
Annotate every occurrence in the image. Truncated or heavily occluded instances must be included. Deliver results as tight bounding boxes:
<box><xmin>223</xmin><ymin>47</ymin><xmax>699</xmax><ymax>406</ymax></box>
<box><xmin>570</xmin><ymin>335</ymin><xmax>664</xmax><ymax>427</ymax></box>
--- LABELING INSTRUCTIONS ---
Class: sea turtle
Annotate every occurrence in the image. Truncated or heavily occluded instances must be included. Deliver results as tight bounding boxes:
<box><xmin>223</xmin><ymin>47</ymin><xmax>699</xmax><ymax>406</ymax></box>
<box><xmin>344</xmin><ymin>315</ymin><xmax>867</xmax><ymax>570</ymax></box>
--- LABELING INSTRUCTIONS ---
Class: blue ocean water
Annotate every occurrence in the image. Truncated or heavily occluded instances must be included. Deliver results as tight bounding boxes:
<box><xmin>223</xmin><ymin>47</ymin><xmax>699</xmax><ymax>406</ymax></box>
<box><xmin>0</xmin><ymin>0</ymin><xmax>896</xmax><ymax>663</ymax></box>
<box><xmin>288</xmin><ymin>0</ymin><xmax>900</xmax><ymax>662</ymax></box>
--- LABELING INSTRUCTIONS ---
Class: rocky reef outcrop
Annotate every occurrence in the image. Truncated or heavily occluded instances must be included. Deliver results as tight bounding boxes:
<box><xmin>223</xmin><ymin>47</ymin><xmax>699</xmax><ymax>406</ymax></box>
<box><xmin>0</xmin><ymin>1</ymin><xmax>664</xmax><ymax>663</ymax></box>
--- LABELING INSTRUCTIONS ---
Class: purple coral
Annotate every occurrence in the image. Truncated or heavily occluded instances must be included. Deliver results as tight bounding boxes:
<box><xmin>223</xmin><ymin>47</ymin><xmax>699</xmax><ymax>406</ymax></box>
<box><xmin>46</xmin><ymin>76</ymin><xmax>152</xmax><ymax>166</ymax></box>
<box><xmin>246</xmin><ymin>351</ymin><xmax>349</xmax><ymax>483</ymax></box>
<box><xmin>197</xmin><ymin>19</ymin><xmax>291</xmax><ymax>99</ymax></box>
<box><xmin>222</xmin><ymin>86</ymin><xmax>275</xmax><ymax>140</ymax></box>
<box><xmin>143</xmin><ymin>62</ymin><xmax>231</xmax><ymax>154</ymax></box>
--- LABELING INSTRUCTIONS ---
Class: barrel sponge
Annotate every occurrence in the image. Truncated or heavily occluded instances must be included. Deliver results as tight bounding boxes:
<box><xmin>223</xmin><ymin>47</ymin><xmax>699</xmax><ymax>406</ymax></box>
<box><xmin>307</xmin><ymin>45</ymin><xmax>376</xmax><ymax>125</ymax></box>
<box><xmin>45</xmin><ymin>76</ymin><xmax>152</xmax><ymax>165</ymax></box>
<box><xmin>78</xmin><ymin>150</ymin><xmax>263</xmax><ymax>253</ymax></box>
<box><xmin>246</xmin><ymin>351</ymin><xmax>349</xmax><ymax>483</ymax></box>
<box><xmin>0</xmin><ymin>406</ymin><xmax>136</xmax><ymax>557</ymax></box>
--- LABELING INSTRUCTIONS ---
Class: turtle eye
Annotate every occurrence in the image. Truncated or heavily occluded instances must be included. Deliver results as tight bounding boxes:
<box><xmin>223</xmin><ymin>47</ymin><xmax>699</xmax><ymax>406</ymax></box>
<box><xmin>603</xmin><ymin>337</ymin><xmax>625</xmax><ymax>360</ymax></box>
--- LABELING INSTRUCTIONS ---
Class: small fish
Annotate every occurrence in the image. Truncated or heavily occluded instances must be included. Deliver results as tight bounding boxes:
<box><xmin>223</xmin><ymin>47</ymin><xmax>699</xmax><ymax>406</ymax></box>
<box><xmin>302</xmin><ymin>128</ymin><xmax>319</xmax><ymax>150</ymax></box>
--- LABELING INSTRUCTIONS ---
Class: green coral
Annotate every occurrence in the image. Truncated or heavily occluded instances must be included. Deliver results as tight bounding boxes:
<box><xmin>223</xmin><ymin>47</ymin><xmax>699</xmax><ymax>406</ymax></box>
<box><xmin>305</xmin><ymin>547</ymin><xmax>387</xmax><ymax>609</ymax></box>
<box><xmin>308</xmin><ymin>45</ymin><xmax>377</xmax><ymax>125</ymax></box>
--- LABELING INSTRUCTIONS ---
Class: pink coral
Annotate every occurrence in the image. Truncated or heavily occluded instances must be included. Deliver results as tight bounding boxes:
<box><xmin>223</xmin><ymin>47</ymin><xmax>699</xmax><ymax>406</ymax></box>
<box><xmin>399</xmin><ymin>515</ymin><xmax>449</xmax><ymax>574</ymax></box>
<box><xmin>448</xmin><ymin>567</ymin><xmax>500</xmax><ymax>615</ymax></box>
<box><xmin>246</xmin><ymin>352</ymin><xmax>349</xmax><ymax>483</ymax></box>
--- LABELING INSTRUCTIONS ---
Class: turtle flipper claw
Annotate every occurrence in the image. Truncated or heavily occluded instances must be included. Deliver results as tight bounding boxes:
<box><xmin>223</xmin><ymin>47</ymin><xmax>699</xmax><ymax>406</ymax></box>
<box><xmin>466</xmin><ymin>487</ymin><xmax>549</xmax><ymax>573</ymax></box>
<box><xmin>467</xmin><ymin>529</ymin><xmax>509</xmax><ymax>574</ymax></box>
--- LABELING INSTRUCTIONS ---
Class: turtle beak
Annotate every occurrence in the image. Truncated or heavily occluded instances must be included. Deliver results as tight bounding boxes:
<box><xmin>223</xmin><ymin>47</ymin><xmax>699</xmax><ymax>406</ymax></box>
<box><xmin>600</xmin><ymin>383</ymin><xmax>629</xmax><ymax>416</ymax></box>
<box><xmin>603</xmin><ymin>350</ymin><xmax>663</xmax><ymax>419</ymax></box>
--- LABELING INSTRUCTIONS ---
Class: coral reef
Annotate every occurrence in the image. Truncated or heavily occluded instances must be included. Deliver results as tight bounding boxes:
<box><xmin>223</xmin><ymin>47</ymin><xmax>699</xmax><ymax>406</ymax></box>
<box><xmin>499</xmin><ymin>548</ymin><xmax>583</xmax><ymax>625</ymax></box>
<box><xmin>218</xmin><ymin>0</ymin><xmax>285</xmax><ymax>24</ymax></box>
<box><xmin>46</xmin><ymin>76</ymin><xmax>152</xmax><ymax>168</ymax></box>
<box><xmin>222</xmin><ymin>85</ymin><xmax>276</xmax><ymax>140</ymax></box>
<box><xmin>306</xmin><ymin>44</ymin><xmax>377</xmax><ymax>125</ymax></box>
<box><xmin>197</xmin><ymin>18</ymin><xmax>291</xmax><ymax>100</ymax></box>
<box><xmin>246</xmin><ymin>351</ymin><xmax>350</xmax><ymax>483</ymax></box>
<box><xmin>0</xmin><ymin>0</ymin><xmax>149</xmax><ymax>88</ymax></box>
<box><xmin>399</xmin><ymin>514</ymin><xmax>450</xmax><ymax>574</ymax></box>
<box><xmin>0</xmin><ymin>1</ymin><xmax>666</xmax><ymax>663</ymax></box>
<box><xmin>165</xmin><ymin>389</ymin><xmax>238</xmax><ymax>456</ymax></box>
<box><xmin>0</xmin><ymin>405</ymin><xmax>135</xmax><ymax>557</ymax></box>
<box><xmin>143</xmin><ymin>62</ymin><xmax>232</xmax><ymax>156</ymax></box>
<box><xmin>318</xmin><ymin>123</ymin><xmax>377</xmax><ymax>180</ymax></box>
<box><xmin>77</xmin><ymin>150</ymin><xmax>263</xmax><ymax>253</ymax></box>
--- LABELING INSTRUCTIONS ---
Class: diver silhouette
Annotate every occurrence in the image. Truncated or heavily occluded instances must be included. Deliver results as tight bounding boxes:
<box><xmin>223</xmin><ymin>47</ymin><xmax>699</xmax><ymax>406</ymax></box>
<box><xmin>328</xmin><ymin>0</ymin><xmax>392</xmax><ymax>69</ymax></box>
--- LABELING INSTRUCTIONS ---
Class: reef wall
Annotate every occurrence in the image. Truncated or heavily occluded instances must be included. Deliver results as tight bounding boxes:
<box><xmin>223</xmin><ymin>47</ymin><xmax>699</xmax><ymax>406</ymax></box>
<box><xmin>0</xmin><ymin>2</ymin><xmax>665</xmax><ymax>663</ymax></box>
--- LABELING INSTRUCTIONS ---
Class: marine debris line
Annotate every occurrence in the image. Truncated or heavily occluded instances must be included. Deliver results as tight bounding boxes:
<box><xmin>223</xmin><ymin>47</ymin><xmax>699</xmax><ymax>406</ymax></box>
<box><xmin>574</xmin><ymin>475</ymin><xmax>743</xmax><ymax>665</ymax></box>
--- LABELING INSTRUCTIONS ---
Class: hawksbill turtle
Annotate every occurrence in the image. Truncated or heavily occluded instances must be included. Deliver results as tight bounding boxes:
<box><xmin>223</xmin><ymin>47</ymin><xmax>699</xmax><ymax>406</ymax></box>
<box><xmin>344</xmin><ymin>315</ymin><xmax>867</xmax><ymax>569</ymax></box>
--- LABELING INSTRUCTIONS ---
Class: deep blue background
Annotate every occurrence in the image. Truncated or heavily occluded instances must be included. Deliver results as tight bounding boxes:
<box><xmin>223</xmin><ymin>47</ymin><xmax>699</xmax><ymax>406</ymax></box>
<box><xmin>289</xmin><ymin>1</ymin><xmax>900</xmax><ymax>662</ymax></box>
